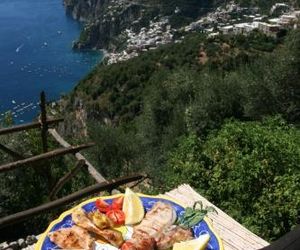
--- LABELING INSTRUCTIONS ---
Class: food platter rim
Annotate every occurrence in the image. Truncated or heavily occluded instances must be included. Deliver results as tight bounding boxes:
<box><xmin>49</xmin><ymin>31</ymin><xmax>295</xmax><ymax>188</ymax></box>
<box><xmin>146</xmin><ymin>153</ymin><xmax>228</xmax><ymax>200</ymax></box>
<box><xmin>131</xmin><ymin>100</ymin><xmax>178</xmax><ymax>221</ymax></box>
<box><xmin>35</xmin><ymin>193</ymin><xmax>224</xmax><ymax>250</ymax></box>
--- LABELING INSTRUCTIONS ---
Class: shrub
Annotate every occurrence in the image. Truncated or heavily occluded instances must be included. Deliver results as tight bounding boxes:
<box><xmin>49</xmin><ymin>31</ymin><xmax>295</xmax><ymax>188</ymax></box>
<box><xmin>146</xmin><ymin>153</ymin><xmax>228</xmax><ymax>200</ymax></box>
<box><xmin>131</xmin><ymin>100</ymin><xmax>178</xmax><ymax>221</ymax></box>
<box><xmin>166</xmin><ymin>117</ymin><xmax>300</xmax><ymax>240</ymax></box>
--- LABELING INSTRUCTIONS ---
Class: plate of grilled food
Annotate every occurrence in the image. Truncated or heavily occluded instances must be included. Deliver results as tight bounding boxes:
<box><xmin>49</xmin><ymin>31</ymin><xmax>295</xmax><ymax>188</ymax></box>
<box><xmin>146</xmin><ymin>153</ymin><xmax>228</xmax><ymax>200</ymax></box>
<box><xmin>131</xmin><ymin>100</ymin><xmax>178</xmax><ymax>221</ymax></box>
<box><xmin>35</xmin><ymin>188</ymin><xmax>223</xmax><ymax>250</ymax></box>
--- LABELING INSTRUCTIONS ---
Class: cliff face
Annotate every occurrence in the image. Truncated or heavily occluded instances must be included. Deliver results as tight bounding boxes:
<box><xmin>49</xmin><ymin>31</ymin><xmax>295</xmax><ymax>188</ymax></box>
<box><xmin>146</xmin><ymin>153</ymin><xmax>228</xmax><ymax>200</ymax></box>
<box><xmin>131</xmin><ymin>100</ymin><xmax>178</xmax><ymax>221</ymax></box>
<box><xmin>64</xmin><ymin>0</ymin><xmax>158</xmax><ymax>50</ymax></box>
<box><xmin>65</xmin><ymin>0</ymin><xmax>120</xmax><ymax>21</ymax></box>
<box><xmin>63</xmin><ymin>0</ymin><xmax>218</xmax><ymax>50</ymax></box>
<box><xmin>64</xmin><ymin>0</ymin><xmax>93</xmax><ymax>21</ymax></box>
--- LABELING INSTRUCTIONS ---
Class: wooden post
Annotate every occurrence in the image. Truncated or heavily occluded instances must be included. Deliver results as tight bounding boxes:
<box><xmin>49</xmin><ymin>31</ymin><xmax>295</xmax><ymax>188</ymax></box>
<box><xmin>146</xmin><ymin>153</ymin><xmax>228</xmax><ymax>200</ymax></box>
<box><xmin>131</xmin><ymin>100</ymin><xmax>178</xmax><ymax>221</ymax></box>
<box><xmin>49</xmin><ymin>160</ymin><xmax>86</xmax><ymax>200</ymax></box>
<box><xmin>40</xmin><ymin>91</ymin><xmax>48</xmax><ymax>153</ymax></box>
<box><xmin>0</xmin><ymin>174</ymin><xmax>144</xmax><ymax>228</ymax></box>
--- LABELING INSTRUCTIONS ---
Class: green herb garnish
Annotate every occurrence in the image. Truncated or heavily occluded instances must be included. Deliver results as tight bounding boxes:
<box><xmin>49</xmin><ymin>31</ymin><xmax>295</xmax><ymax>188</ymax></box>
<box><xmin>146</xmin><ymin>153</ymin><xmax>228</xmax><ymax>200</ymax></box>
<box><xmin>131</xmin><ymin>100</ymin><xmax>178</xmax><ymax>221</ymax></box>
<box><xmin>177</xmin><ymin>201</ymin><xmax>217</xmax><ymax>229</ymax></box>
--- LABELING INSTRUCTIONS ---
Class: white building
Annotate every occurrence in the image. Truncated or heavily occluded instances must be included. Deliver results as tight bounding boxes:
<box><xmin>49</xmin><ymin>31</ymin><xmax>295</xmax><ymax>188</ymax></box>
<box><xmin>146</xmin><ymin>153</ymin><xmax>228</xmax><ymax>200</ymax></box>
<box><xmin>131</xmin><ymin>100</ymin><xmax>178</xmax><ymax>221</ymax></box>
<box><xmin>268</xmin><ymin>18</ymin><xmax>280</xmax><ymax>24</ymax></box>
<box><xmin>208</xmin><ymin>32</ymin><xmax>220</xmax><ymax>38</ymax></box>
<box><xmin>257</xmin><ymin>22</ymin><xmax>280</xmax><ymax>37</ymax></box>
<box><xmin>233</xmin><ymin>23</ymin><xmax>254</xmax><ymax>34</ymax></box>
<box><xmin>220</xmin><ymin>25</ymin><xmax>234</xmax><ymax>35</ymax></box>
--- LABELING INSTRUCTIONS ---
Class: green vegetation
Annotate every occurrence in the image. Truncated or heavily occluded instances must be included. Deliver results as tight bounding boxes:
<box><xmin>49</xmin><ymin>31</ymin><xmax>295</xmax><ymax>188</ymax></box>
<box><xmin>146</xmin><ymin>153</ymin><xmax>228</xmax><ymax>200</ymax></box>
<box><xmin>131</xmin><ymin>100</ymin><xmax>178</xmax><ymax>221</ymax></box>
<box><xmin>66</xmin><ymin>29</ymin><xmax>300</xmax><ymax>241</ymax></box>
<box><xmin>165</xmin><ymin>117</ymin><xmax>300</xmax><ymax>240</ymax></box>
<box><xmin>72</xmin><ymin>31</ymin><xmax>281</xmax><ymax>124</ymax></box>
<box><xmin>146</xmin><ymin>0</ymin><xmax>221</xmax><ymax>27</ymax></box>
<box><xmin>1</xmin><ymin>28</ymin><xmax>299</xmax><ymax>242</ymax></box>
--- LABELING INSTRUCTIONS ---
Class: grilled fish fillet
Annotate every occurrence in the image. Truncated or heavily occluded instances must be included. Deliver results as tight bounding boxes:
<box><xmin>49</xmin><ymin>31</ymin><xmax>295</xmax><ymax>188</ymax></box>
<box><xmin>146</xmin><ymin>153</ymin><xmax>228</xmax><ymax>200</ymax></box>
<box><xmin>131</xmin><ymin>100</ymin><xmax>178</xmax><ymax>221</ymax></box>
<box><xmin>121</xmin><ymin>202</ymin><xmax>178</xmax><ymax>250</ymax></box>
<box><xmin>72</xmin><ymin>208</ymin><xmax>123</xmax><ymax>247</ymax></box>
<box><xmin>121</xmin><ymin>237</ymin><xmax>156</xmax><ymax>250</ymax></box>
<box><xmin>72</xmin><ymin>208</ymin><xmax>104</xmax><ymax>235</ymax></box>
<box><xmin>96</xmin><ymin>229</ymin><xmax>124</xmax><ymax>247</ymax></box>
<box><xmin>156</xmin><ymin>225</ymin><xmax>193</xmax><ymax>250</ymax></box>
<box><xmin>133</xmin><ymin>202</ymin><xmax>176</xmax><ymax>239</ymax></box>
<box><xmin>48</xmin><ymin>225</ymin><xmax>94</xmax><ymax>249</ymax></box>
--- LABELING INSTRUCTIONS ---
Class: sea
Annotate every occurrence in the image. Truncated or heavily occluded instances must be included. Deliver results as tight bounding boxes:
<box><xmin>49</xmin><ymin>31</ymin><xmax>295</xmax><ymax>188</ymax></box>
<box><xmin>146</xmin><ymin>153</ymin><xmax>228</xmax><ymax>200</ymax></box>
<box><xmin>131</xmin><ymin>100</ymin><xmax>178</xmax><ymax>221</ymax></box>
<box><xmin>0</xmin><ymin>0</ymin><xmax>102</xmax><ymax>124</ymax></box>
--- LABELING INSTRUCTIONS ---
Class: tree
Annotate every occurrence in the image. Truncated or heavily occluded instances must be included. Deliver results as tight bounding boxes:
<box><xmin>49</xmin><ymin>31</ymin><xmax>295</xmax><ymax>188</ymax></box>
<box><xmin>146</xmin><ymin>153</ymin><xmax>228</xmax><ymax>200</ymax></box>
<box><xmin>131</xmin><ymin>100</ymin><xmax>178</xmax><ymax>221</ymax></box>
<box><xmin>166</xmin><ymin>117</ymin><xmax>300</xmax><ymax>240</ymax></box>
<box><xmin>241</xmin><ymin>30</ymin><xmax>300</xmax><ymax>122</ymax></box>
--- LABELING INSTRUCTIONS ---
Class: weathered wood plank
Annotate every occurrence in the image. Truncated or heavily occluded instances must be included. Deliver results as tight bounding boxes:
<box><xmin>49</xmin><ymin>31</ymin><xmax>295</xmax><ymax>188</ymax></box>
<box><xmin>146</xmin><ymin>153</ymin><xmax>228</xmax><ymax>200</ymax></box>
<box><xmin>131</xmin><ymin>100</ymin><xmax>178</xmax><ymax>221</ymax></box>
<box><xmin>49</xmin><ymin>128</ymin><xmax>107</xmax><ymax>183</ymax></box>
<box><xmin>165</xmin><ymin>184</ymin><xmax>269</xmax><ymax>250</ymax></box>
<box><xmin>49</xmin><ymin>160</ymin><xmax>86</xmax><ymax>199</ymax></box>
<box><xmin>0</xmin><ymin>174</ymin><xmax>144</xmax><ymax>228</ymax></box>
<box><xmin>0</xmin><ymin>143</ymin><xmax>95</xmax><ymax>173</ymax></box>
<box><xmin>0</xmin><ymin>118</ymin><xmax>63</xmax><ymax>136</ymax></box>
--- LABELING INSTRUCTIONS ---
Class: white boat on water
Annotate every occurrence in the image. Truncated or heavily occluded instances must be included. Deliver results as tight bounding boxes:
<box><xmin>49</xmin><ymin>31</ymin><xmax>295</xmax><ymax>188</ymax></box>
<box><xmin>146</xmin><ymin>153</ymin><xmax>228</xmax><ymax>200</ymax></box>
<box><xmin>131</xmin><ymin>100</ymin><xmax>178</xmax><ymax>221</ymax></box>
<box><xmin>16</xmin><ymin>43</ymin><xmax>24</xmax><ymax>53</ymax></box>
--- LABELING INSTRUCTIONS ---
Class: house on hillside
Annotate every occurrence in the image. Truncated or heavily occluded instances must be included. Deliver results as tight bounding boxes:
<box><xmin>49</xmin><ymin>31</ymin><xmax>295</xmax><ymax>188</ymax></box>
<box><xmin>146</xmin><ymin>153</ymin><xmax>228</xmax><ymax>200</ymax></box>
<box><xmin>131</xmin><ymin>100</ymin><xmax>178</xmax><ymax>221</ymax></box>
<box><xmin>257</xmin><ymin>22</ymin><xmax>281</xmax><ymax>37</ymax></box>
<box><xmin>233</xmin><ymin>23</ymin><xmax>255</xmax><ymax>34</ymax></box>
<box><xmin>279</xmin><ymin>14</ymin><xmax>298</xmax><ymax>27</ymax></box>
<box><xmin>219</xmin><ymin>25</ymin><xmax>234</xmax><ymax>35</ymax></box>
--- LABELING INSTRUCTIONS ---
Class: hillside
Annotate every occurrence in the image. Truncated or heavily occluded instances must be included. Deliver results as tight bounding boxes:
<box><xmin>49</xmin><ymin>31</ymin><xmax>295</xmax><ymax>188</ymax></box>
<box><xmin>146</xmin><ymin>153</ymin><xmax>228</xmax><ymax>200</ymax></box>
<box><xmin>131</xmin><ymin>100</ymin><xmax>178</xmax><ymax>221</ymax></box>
<box><xmin>57</xmin><ymin>28</ymin><xmax>300</xmax><ymax>241</ymax></box>
<box><xmin>64</xmin><ymin>0</ymin><xmax>300</xmax><ymax>50</ymax></box>
<box><xmin>64</xmin><ymin>0</ymin><xmax>222</xmax><ymax>49</ymax></box>
<box><xmin>63</xmin><ymin>31</ymin><xmax>281</xmax><ymax>127</ymax></box>
<box><xmin>1</xmin><ymin>0</ymin><xmax>300</xmax><ymax>244</ymax></box>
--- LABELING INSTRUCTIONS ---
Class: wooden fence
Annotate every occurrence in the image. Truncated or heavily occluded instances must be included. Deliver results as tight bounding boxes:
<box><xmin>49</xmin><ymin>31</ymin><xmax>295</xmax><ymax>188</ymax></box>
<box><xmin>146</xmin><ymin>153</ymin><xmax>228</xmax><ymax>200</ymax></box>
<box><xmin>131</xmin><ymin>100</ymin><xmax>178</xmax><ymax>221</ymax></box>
<box><xmin>0</xmin><ymin>92</ymin><xmax>144</xmax><ymax>228</ymax></box>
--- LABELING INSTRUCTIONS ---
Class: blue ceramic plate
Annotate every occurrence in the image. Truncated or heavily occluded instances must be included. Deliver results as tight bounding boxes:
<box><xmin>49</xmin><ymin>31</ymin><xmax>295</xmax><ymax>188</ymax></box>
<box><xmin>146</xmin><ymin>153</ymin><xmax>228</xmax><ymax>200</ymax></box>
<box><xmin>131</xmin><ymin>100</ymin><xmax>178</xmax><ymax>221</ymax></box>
<box><xmin>35</xmin><ymin>194</ymin><xmax>224</xmax><ymax>250</ymax></box>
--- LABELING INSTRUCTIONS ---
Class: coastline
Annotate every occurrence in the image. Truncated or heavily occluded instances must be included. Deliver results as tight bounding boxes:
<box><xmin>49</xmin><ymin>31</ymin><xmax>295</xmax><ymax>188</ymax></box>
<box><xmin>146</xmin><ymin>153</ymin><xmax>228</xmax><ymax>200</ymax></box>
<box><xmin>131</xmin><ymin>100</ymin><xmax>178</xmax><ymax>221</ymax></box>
<box><xmin>0</xmin><ymin>0</ymin><xmax>102</xmax><ymax>124</ymax></box>
<box><xmin>101</xmin><ymin>49</ymin><xmax>109</xmax><ymax>59</ymax></box>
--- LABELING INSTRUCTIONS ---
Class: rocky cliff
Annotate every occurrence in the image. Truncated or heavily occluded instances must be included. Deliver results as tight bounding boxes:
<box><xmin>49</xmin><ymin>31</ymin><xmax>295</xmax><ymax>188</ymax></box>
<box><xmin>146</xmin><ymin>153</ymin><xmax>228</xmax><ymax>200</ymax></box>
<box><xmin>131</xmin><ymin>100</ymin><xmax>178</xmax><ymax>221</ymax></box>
<box><xmin>63</xmin><ymin>0</ymin><xmax>218</xmax><ymax>50</ymax></box>
<box><xmin>64</xmin><ymin>0</ymin><xmax>160</xmax><ymax>50</ymax></box>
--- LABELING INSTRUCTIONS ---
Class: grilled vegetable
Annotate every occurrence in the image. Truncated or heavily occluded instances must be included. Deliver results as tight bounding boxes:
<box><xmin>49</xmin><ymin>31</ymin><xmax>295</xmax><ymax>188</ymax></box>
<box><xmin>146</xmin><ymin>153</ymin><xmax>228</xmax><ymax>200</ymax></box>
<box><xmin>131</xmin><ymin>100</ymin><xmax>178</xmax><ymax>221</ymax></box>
<box><xmin>88</xmin><ymin>210</ymin><xmax>114</xmax><ymax>229</ymax></box>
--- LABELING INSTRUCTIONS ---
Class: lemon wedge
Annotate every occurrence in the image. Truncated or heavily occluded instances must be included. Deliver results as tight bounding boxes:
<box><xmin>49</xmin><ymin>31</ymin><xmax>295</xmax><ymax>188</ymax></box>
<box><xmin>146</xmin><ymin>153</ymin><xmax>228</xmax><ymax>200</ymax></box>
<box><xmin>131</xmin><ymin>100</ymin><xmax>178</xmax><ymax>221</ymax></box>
<box><xmin>173</xmin><ymin>234</ymin><xmax>210</xmax><ymax>250</ymax></box>
<box><xmin>122</xmin><ymin>187</ymin><xmax>144</xmax><ymax>225</ymax></box>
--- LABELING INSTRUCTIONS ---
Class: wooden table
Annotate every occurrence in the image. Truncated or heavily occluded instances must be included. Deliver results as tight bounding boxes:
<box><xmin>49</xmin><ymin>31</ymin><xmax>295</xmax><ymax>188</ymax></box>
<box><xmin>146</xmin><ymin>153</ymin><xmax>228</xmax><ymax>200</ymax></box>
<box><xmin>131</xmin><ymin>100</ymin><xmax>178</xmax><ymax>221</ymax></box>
<box><xmin>165</xmin><ymin>184</ymin><xmax>269</xmax><ymax>250</ymax></box>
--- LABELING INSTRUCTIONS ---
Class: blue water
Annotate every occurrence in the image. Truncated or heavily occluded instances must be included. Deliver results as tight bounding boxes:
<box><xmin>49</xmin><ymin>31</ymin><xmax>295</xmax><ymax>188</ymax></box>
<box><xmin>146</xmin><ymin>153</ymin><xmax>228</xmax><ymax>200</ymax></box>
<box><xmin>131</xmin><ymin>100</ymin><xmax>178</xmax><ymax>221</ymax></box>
<box><xmin>0</xmin><ymin>0</ymin><xmax>102</xmax><ymax>123</ymax></box>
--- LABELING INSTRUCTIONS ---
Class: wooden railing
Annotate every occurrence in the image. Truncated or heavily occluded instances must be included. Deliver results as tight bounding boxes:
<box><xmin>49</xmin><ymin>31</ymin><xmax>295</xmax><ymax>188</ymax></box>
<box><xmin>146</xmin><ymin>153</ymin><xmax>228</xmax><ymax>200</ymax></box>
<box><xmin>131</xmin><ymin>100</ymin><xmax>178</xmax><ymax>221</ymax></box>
<box><xmin>0</xmin><ymin>91</ymin><xmax>144</xmax><ymax>229</ymax></box>
<box><xmin>0</xmin><ymin>174</ymin><xmax>143</xmax><ymax>228</ymax></box>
